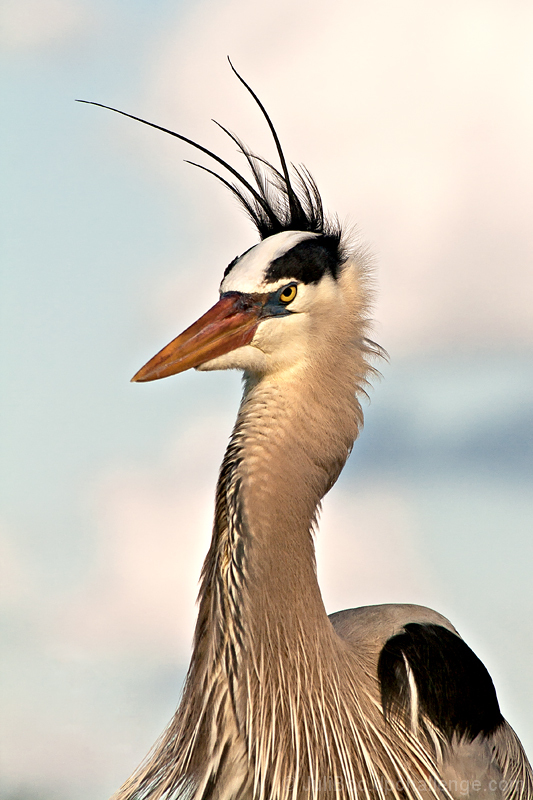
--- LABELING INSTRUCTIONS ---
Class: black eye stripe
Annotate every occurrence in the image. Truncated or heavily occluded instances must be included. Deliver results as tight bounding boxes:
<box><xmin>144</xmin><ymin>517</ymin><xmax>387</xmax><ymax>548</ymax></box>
<box><xmin>266</xmin><ymin>236</ymin><xmax>341</xmax><ymax>285</ymax></box>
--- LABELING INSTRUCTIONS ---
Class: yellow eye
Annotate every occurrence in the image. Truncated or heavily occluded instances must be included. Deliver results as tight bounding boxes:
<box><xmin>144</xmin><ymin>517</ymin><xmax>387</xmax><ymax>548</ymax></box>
<box><xmin>279</xmin><ymin>284</ymin><xmax>297</xmax><ymax>304</ymax></box>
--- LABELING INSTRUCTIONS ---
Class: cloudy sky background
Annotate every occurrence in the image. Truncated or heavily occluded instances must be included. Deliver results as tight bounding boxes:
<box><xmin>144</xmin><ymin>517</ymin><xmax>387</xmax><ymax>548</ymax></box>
<box><xmin>2</xmin><ymin>0</ymin><xmax>533</xmax><ymax>797</ymax></box>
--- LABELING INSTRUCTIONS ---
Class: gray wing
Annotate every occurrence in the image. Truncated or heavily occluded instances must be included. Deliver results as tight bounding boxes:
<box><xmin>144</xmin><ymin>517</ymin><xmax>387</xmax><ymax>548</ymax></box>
<box><xmin>330</xmin><ymin>604</ymin><xmax>533</xmax><ymax>800</ymax></box>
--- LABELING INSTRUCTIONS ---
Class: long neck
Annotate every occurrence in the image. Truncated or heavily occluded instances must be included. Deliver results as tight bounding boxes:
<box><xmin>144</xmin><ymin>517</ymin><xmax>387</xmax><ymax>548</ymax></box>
<box><xmin>167</xmin><ymin>358</ymin><xmax>366</xmax><ymax>798</ymax></box>
<box><xmin>202</xmin><ymin>364</ymin><xmax>363</xmax><ymax>658</ymax></box>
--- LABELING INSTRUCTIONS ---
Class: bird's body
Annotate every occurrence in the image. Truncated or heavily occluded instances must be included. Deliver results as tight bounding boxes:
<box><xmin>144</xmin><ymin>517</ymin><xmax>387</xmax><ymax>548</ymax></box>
<box><xmin>93</xmin><ymin>67</ymin><xmax>532</xmax><ymax>800</ymax></box>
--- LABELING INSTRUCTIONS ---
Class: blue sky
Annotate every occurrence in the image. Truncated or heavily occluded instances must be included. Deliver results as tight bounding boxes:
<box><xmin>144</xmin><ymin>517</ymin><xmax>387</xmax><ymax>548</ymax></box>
<box><xmin>1</xmin><ymin>1</ymin><xmax>533</xmax><ymax>797</ymax></box>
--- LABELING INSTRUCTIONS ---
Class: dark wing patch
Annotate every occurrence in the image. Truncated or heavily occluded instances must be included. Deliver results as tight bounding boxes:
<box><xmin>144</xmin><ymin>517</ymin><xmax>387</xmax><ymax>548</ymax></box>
<box><xmin>266</xmin><ymin>235</ymin><xmax>342</xmax><ymax>285</ymax></box>
<box><xmin>378</xmin><ymin>623</ymin><xmax>504</xmax><ymax>741</ymax></box>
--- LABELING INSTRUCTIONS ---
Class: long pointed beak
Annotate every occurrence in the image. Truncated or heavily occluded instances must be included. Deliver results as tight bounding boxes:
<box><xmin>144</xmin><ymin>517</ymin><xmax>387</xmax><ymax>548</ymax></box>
<box><xmin>132</xmin><ymin>292</ymin><xmax>264</xmax><ymax>382</ymax></box>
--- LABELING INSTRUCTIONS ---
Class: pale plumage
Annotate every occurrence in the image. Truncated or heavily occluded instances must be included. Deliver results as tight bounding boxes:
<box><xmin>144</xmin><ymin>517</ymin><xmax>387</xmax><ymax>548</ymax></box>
<box><xmin>81</xmin><ymin>64</ymin><xmax>533</xmax><ymax>800</ymax></box>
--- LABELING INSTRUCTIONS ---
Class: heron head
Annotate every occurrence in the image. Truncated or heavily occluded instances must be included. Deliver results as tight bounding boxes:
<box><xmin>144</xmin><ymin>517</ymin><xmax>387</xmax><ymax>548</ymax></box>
<box><xmin>130</xmin><ymin>228</ymin><xmax>360</xmax><ymax>383</ymax></box>
<box><xmin>88</xmin><ymin>62</ymin><xmax>371</xmax><ymax>384</ymax></box>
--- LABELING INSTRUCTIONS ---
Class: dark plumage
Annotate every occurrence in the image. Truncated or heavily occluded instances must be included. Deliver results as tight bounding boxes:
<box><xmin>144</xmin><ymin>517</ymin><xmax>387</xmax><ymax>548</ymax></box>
<box><xmin>266</xmin><ymin>235</ymin><xmax>342</xmax><ymax>284</ymax></box>
<box><xmin>378</xmin><ymin>623</ymin><xmax>504</xmax><ymax>741</ymax></box>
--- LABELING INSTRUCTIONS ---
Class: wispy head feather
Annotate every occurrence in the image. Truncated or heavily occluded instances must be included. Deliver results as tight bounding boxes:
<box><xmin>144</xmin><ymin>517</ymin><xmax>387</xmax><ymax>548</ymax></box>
<box><xmin>76</xmin><ymin>59</ymin><xmax>341</xmax><ymax>245</ymax></box>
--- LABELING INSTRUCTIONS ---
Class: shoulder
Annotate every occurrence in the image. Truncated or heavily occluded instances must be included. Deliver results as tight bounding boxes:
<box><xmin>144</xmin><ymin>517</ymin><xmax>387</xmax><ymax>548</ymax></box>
<box><xmin>330</xmin><ymin>603</ymin><xmax>502</xmax><ymax>741</ymax></box>
<box><xmin>329</xmin><ymin>603</ymin><xmax>457</xmax><ymax>650</ymax></box>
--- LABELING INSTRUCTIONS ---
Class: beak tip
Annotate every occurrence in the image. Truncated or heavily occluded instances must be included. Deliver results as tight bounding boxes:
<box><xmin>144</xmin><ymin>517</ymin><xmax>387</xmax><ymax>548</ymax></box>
<box><xmin>131</xmin><ymin>362</ymin><xmax>165</xmax><ymax>382</ymax></box>
<box><xmin>131</xmin><ymin>367</ymin><xmax>149</xmax><ymax>383</ymax></box>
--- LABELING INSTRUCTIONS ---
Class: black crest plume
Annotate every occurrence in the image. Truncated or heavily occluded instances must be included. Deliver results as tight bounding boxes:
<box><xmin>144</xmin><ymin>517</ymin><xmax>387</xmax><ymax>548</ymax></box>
<box><xmin>76</xmin><ymin>59</ymin><xmax>340</xmax><ymax>243</ymax></box>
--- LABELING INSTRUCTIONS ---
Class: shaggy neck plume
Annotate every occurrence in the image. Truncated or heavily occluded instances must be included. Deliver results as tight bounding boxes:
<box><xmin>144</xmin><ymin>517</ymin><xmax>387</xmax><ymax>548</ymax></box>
<box><xmin>179</xmin><ymin>348</ymin><xmax>369</xmax><ymax>799</ymax></box>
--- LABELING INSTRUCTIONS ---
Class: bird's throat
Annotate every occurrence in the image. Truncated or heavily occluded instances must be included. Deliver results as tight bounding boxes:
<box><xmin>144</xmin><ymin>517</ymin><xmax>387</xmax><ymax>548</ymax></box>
<box><xmin>168</xmin><ymin>368</ymin><xmax>366</xmax><ymax>797</ymax></box>
<box><xmin>198</xmin><ymin>368</ymin><xmax>362</xmax><ymax>665</ymax></box>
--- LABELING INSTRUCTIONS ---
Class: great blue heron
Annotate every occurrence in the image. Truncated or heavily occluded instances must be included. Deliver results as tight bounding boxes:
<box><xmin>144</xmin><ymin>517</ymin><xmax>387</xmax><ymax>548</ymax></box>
<box><xmin>81</xmin><ymin>63</ymin><xmax>532</xmax><ymax>800</ymax></box>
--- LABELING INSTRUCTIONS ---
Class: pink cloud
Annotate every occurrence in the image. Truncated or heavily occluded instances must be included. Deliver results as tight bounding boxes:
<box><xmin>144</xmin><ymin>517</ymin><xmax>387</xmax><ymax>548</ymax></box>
<box><xmin>59</xmin><ymin>416</ymin><xmax>230</xmax><ymax>659</ymax></box>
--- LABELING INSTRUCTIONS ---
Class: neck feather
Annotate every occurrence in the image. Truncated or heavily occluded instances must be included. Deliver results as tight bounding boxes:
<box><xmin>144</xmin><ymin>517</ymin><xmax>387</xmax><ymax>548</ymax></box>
<box><xmin>209</xmin><ymin>360</ymin><xmax>364</xmax><ymax>633</ymax></box>
<box><xmin>173</xmin><ymin>342</ymin><xmax>373</xmax><ymax>796</ymax></box>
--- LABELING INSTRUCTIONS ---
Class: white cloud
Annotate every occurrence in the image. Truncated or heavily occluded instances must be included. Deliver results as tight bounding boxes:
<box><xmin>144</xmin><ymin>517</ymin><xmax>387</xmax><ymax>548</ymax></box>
<box><xmin>317</xmin><ymin>481</ymin><xmax>442</xmax><ymax>614</ymax></box>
